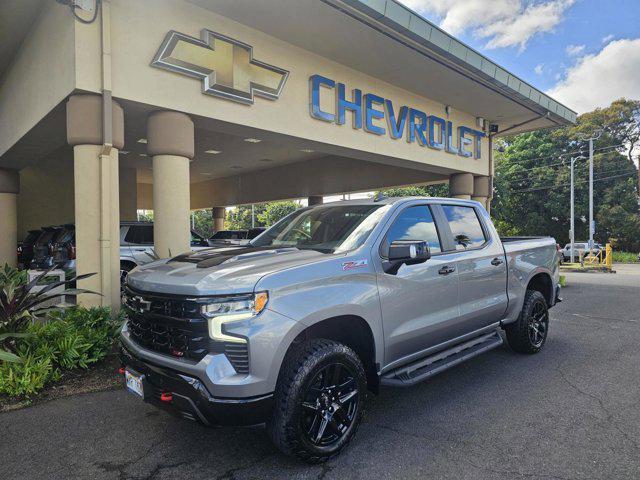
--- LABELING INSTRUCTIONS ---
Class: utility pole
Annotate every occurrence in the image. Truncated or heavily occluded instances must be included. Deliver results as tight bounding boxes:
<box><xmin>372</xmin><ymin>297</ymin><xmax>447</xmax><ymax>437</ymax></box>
<box><xmin>251</xmin><ymin>204</ymin><xmax>255</xmax><ymax>228</ymax></box>
<box><xmin>577</xmin><ymin>130</ymin><xmax>602</xmax><ymax>251</ymax></box>
<box><xmin>570</xmin><ymin>157</ymin><xmax>575</xmax><ymax>263</ymax></box>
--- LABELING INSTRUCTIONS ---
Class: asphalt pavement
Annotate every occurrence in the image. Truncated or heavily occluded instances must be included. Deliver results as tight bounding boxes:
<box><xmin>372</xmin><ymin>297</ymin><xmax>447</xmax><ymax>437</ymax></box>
<box><xmin>2</xmin><ymin>265</ymin><xmax>639</xmax><ymax>479</ymax></box>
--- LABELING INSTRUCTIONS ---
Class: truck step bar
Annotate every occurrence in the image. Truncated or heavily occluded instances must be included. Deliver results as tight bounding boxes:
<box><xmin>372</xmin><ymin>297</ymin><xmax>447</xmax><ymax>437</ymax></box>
<box><xmin>381</xmin><ymin>331</ymin><xmax>504</xmax><ymax>387</ymax></box>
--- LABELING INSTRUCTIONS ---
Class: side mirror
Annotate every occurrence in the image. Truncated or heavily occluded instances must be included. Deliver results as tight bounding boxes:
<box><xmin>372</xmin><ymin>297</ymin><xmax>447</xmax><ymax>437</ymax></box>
<box><xmin>384</xmin><ymin>240</ymin><xmax>430</xmax><ymax>273</ymax></box>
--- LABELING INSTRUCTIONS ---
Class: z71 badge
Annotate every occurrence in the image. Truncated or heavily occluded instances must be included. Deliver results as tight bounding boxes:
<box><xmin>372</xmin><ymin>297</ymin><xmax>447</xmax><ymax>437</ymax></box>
<box><xmin>342</xmin><ymin>259</ymin><xmax>368</xmax><ymax>271</ymax></box>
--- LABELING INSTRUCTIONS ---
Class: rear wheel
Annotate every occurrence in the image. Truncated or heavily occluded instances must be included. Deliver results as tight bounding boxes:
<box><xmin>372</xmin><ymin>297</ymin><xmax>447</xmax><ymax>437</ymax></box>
<box><xmin>504</xmin><ymin>289</ymin><xmax>549</xmax><ymax>354</ymax></box>
<box><xmin>267</xmin><ymin>339</ymin><xmax>367</xmax><ymax>463</ymax></box>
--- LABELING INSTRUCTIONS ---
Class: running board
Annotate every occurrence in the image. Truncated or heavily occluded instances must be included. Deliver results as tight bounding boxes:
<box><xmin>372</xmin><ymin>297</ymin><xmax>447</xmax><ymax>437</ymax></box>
<box><xmin>381</xmin><ymin>331</ymin><xmax>504</xmax><ymax>387</ymax></box>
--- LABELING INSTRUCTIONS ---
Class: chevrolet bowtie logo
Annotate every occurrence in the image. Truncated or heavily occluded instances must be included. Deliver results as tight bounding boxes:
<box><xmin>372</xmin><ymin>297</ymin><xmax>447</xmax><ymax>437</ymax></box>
<box><xmin>151</xmin><ymin>30</ymin><xmax>289</xmax><ymax>105</ymax></box>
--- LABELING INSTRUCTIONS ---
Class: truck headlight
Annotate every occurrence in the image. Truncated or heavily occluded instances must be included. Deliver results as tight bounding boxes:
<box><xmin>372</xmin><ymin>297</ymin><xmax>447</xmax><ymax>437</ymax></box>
<box><xmin>201</xmin><ymin>292</ymin><xmax>268</xmax><ymax>343</ymax></box>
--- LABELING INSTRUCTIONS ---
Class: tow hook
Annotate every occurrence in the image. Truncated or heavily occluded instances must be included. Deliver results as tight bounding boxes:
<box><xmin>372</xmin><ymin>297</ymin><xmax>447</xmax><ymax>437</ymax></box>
<box><xmin>160</xmin><ymin>392</ymin><xmax>173</xmax><ymax>403</ymax></box>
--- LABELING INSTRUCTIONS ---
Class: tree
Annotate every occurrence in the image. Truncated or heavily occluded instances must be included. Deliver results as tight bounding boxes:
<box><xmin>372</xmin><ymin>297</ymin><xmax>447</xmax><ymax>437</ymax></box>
<box><xmin>191</xmin><ymin>209</ymin><xmax>213</xmax><ymax>237</ymax></box>
<box><xmin>491</xmin><ymin>99</ymin><xmax>640</xmax><ymax>252</ymax></box>
<box><xmin>225</xmin><ymin>204</ymin><xmax>267</xmax><ymax>230</ymax></box>
<box><xmin>378</xmin><ymin>183</ymin><xmax>449</xmax><ymax>198</ymax></box>
<box><xmin>257</xmin><ymin>201</ymin><xmax>300</xmax><ymax>226</ymax></box>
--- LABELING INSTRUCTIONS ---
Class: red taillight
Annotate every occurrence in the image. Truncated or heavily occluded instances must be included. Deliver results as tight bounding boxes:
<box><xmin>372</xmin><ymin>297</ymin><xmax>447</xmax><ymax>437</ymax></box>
<box><xmin>160</xmin><ymin>392</ymin><xmax>173</xmax><ymax>402</ymax></box>
<box><xmin>118</xmin><ymin>367</ymin><xmax>125</xmax><ymax>375</ymax></box>
<box><xmin>68</xmin><ymin>244</ymin><xmax>76</xmax><ymax>260</ymax></box>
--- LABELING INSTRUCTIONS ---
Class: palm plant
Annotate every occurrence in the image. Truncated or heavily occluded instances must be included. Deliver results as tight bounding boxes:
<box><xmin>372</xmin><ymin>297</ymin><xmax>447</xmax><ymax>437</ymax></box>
<box><xmin>0</xmin><ymin>264</ymin><xmax>98</xmax><ymax>361</ymax></box>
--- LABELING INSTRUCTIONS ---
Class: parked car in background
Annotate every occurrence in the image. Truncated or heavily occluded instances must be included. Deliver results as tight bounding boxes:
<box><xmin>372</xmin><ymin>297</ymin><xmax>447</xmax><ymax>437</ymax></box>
<box><xmin>50</xmin><ymin>224</ymin><xmax>76</xmax><ymax>270</ymax></box>
<box><xmin>207</xmin><ymin>228</ymin><xmax>268</xmax><ymax>247</ymax></box>
<box><xmin>121</xmin><ymin>198</ymin><xmax>560</xmax><ymax>462</ymax></box>
<box><xmin>247</xmin><ymin>227</ymin><xmax>266</xmax><ymax>239</ymax></box>
<box><xmin>17</xmin><ymin>229</ymin><xmax>42</xmax><ymax>269</ymax></box>
<box><xmin>560</xmin><ymin>242</ymin><xmax>602</xmax><ymax>262</ymax></box>
<box><xmin>119</xmin><ymin>222</ymin><xmax>210</xmax><ymax>282</ymax></box>
<box><xmin>30</xmin><ymin>226</ymin><xmax>64</xmax><ymax>269</ymax></box>
<box><xmin>208</xmin><ymin>229</ymin><xmax>249</xmax><ymax>246</ymax></box>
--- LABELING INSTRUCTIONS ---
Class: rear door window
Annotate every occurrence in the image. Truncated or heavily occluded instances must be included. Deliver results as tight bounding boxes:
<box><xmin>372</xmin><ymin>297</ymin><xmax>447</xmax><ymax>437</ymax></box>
<box><xmin>385</xmin><ymin>205</ymin><xmax>442</xmax><ymax>253</ymax></box>
<box><xmin>441</xmin><ymin>205</ymin><xmax>487</xmax><ymax>250</ymax></box>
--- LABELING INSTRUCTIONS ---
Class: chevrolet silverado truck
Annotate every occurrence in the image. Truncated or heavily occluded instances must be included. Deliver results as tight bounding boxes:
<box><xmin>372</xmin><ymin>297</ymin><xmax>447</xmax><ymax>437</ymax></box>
<box><xmin>120</xmin><ymin>197</ymin><xmax>560</xmax><ymax>463</ymax></box>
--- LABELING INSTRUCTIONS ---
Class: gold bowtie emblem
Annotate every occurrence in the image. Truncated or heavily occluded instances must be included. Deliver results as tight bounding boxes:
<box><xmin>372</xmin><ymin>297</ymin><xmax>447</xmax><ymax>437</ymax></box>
<box><xmin>152</xmin><ymin>30</ymin><xmax>289</xmax><ymax>105</ymax></box>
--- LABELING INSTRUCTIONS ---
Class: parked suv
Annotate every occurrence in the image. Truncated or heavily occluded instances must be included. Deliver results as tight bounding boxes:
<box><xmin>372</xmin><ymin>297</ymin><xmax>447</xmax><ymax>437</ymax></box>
<box><xmin>119</xmin><ymin>222</ymin><xmax>210</xmax><ymax>282</ymax></box>
<box><xmin>17</xmin><ymin>229</ymin><xmax>42</xmax><ymax>269</ymax></box>
<box><xmin>560</xmin><ymin>242</ymin><xmax>602</xmax><ymax>262</ymax></box>
<box><xmin>50</xmin><ymin>224</ymin><xmax>76</xmax><ymax>270</ymax></box>
<box><xmin>30</xmin><ymin>226</ymin><xmax>64</xmax><ymax>269</ymax></box>
<box><xmin>120</xmin><ymin>198</ymin><xmax>560</xmax><ymax>462</ymax></box>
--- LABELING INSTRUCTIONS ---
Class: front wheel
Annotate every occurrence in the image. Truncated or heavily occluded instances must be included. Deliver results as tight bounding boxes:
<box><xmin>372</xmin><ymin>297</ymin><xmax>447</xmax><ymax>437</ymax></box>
<box><xmin>504</xmin><ymin>289</ymin><xmax>549</xmax><ymax>354</ymax></box>
<box><xmin>267</xmin><ymin>339</ymin><xmax>367</xmax><ymax>463</ymax></box>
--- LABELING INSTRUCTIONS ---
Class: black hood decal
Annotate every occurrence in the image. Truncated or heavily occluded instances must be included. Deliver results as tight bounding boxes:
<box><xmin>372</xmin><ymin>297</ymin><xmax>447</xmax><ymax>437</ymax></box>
<box><xmin>171</xmin><ymin>246</ymin><xmax>304</xmax><ymax>268</ymax></box>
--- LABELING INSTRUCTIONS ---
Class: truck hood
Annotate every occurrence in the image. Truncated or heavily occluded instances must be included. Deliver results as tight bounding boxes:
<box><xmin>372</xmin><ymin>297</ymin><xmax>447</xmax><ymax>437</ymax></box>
<box><xmin>126</xmin><ymin>245</ymin><xmax>334</xmax><ymax>296</ymax></box>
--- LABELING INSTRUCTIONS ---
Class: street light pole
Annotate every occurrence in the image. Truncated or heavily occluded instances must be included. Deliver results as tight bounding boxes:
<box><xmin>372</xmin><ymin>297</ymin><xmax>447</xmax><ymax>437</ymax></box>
<box><xmin>577</xmin><ymin>130</ymin><xmax>602</xmax><ymax>251</ymax></box>
<box><xmin>570</xmin><ymin>157</ymin><xmax>575</xmax><ymax>263</ymax></box>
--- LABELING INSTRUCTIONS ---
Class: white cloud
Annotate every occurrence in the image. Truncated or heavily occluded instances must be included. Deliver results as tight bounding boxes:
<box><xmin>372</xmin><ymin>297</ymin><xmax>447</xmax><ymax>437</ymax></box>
<box><xmin>602</xmin><ymin>34</ymin><xmax>614</xmax><ymax>44</ymax></box>
<box><xmin>565</xmin><ymin>44</ymin><xmax>585</xmax><ymax>56</ymax></box>
<box><xmin>548</xmin><ymin>39</ymin><xmax>640</xmax><ymax>113</ymax></box>
<box><xmin>534</xmin><ymin>63</ymin><xmax>544</xmax><ymax>75</ymax></box>
<box><xmin>398</xmin><ymin>0</ymin><xmax>575</xmax><ymax>51</ymax></box>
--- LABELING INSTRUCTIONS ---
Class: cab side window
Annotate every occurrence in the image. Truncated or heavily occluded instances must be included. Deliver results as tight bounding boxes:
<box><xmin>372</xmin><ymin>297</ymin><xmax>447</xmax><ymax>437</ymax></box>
<box><xmin>386</xmin><ymin>206</ymin><xmax>441</xmax><ymax>253</ymax></box>
<box><xmin>441</xmin><ymin>205</ymin><xmax>486</xmax><ymax>250</ymax></box>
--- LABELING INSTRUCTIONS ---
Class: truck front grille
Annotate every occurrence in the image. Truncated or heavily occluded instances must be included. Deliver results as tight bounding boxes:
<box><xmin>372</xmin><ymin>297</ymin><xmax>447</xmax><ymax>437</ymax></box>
<box><xmin>123</xmin><ymin>287</ymin><xmax>250</xmax><ymax>372</ymax></box>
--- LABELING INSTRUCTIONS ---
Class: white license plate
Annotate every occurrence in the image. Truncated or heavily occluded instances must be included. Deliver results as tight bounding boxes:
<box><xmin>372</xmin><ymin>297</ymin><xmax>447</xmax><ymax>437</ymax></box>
<box><xmin>125</xmin><ymin>370</ymin><xmax>144</xmax><ymax>398</ymax></box>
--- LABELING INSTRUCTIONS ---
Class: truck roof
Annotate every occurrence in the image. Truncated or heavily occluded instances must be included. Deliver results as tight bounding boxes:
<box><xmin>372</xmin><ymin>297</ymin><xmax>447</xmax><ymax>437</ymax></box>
<box><xmin>319</xmin><ymin>196</ymin><xmax>479</xmax><ymax>206</ymax></box>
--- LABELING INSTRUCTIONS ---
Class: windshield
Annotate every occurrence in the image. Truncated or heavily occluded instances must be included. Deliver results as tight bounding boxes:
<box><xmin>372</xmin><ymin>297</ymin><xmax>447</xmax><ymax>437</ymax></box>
<box><xmin>251</xmin><ymin>204</ymin><xmax>390</xmax><ymax>253</ymax></box>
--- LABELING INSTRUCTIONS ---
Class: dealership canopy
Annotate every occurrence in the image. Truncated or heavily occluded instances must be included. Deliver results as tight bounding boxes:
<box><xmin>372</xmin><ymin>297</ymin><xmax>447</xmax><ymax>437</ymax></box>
<box><xmin>0</xmin><ymin>0</ymin><xmax>575</xmax><ymax>308</ymax></box>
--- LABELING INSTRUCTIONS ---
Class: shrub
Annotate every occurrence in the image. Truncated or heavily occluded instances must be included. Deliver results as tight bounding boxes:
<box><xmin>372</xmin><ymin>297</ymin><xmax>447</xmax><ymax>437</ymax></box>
<box><xmin>0</xmin><ymin>307</ymin><xmax>121</xmax><ymax>397</ymax></box>
<box><xmin>0</xmin><ymin>264</ymin><xmax>97</xmax><ymax>363</ymax></box>
<box><xmin>612</xmin><ymin>251</ymin><xmax>639</xmax><ymax>264</ymax></box>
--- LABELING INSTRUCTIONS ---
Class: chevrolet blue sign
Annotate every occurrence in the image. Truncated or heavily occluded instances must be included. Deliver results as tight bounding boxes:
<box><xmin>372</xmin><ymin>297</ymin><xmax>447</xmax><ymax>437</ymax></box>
<box><xmin>309</xmin><ymin>74</ymin><xmax>485</xmax><ymax>159</ymax></box>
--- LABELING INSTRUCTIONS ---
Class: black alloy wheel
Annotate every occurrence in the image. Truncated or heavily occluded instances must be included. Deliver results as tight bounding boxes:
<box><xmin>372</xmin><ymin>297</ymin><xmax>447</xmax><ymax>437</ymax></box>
<box><xmin>504</xmin><ymin>289</ymin><xmax>550</xmax><ymax>354</ymax></box>
<box><xmin>528</xmin><ymin>301</ymin><xmax>549</xmax><ymax>348</ymax></box>
<box><xmin>267</xmin><ymin>339</ymin><xmax>367</xmax><ymax>463</ymax></box>
<box><xmin>300</xmin><ymin>362</ymin><xmax>359</xmax><ymax>447</ymax></box>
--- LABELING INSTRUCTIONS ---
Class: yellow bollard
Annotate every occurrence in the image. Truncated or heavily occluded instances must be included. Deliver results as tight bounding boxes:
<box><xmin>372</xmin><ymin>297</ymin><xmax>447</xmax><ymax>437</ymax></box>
<box><xmin>605</xmin><ymin>243</ymin><xmax>613</xmax><ymax>269</ymax></box>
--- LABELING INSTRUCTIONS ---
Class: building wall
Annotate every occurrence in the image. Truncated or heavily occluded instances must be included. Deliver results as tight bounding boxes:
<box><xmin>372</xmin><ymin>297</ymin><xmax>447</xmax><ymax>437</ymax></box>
<box><xmin>17</xmin><ymin>151</ymin><xmax>75</xmax><ymax>240</ymax></box>
<box><xmin>101</xmin><ymin>0</ymin><xmax>489</xmax><ymax>176</ymax></box>
<box><xmin>0</xmin><ymin>2</ymin><xmax>75</xmax><ymax>158</ymax></box>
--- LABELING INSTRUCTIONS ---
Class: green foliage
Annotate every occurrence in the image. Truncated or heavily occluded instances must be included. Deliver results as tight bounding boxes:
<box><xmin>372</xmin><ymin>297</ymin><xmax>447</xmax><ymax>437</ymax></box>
<box><xmin>0</xmin><ymin>264</ymin><xmax>97</xmax><ymax>335</ymax></box>
<box><xmin>257</xmin><ymin>201</ymin><xmax>300</xmax><ymax>227</ymax></box>
<box><xmin>226</xmin><ymin>204</ymin><xmax>267</xmax><ymax>230</ymax></box>
<box><xmin>0</xmin><ymin>356</ymin><xmax>54</xmax><ymax>397</ymax></box>
<box><xmin>612</xmin><ymin>251</ymin><xmax>639</xmax><ymax>263</ymax></box>
<box><xmin>191</xmin><ymin>209</ymin><xmax>214</xmax><ymax>237</ymax></box>
<box><xmin>226</xmin><ymin>202</ymin><xmax>300</xmax><ymax>230</ymax></box>
<box><xmin>0</xmin><ymin>307</ymin><xmax>120</xmax><ymax>397</ymax></box>
<box><xmin>492</xmin><ymin>99</ymin><xmax>640</xmax><ymax>251</ymax></box>
<box><xmin>378</xmin><ymin>184</ymin><xmax>449</xmax><ymax>198</ymax></box>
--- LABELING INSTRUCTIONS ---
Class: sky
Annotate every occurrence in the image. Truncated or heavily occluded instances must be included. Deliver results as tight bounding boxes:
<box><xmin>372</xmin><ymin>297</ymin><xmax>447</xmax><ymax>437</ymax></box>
<box><xmin>397</xmin><ymin>0</ymin><xmax>640</xmax><ymax>114</ymax></box>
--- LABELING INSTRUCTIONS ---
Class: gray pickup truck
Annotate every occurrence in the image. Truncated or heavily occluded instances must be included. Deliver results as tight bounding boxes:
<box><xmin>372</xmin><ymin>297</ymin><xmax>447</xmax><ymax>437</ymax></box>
<box><xmin>120</xmin><ymin>197</ymin><xmax>560</xmax><ymax>462</ymax></box>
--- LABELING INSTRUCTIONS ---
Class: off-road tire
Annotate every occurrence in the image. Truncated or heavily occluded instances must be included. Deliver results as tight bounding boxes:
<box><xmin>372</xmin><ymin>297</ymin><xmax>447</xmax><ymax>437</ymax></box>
<box><xmin>504</xmin><ymin>289</ymin><xmax>549</xmax><ymax>354</ymax></box>
<box><xmin>267</xmin><ymin>339</ymin><xmax>367</xmax><ymax>463</ymax></box>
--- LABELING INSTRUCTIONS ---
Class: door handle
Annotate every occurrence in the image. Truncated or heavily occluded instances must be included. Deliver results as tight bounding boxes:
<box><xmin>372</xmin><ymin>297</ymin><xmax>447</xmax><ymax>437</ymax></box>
<box><xmin>438</xmin><ymin>265</ymin><xmax>455</xmax><ymax>275</ymax></box>
<box><xmin>491</xmin><ymin>257</ymin><xmax>504</xmax><ymax>266</ymax></box>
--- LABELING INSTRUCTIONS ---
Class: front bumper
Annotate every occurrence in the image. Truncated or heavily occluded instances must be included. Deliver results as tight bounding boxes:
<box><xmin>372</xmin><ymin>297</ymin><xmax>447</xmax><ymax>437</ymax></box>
<box><xmin>119</xmin><ymin>342</ymin><xmax>273</xmax><ymax>426</ymax></box>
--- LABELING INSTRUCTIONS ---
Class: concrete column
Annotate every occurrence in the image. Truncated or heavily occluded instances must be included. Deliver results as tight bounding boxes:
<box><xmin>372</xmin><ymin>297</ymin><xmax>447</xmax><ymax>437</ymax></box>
<box><xmin>119</xmin><ymin>167</ymin><xmax>138</xmax><ymax>221</ymax></box>
<box><xmin>449</xmin><ymin>173</ymin><xmax>474</xmax><ymax>200</ymax></box>
<box><xmin>212</xmin><ymin>207</ymin><xmax>225</xmax><ymax>233</ymax></box>
<box><xmin>147</xmin><ymin>111</ymin><xmax>194</xmax><ymax>258</ymax></box>
<box><xmin>308</xmin><ymin>195</ymin><xmax>323</xmax><ymax>206</ymax></box>
<box><xmin>472</xmin><ymin>175</ymin><xmax>491</xmax><ymax>210</ymax></box>
<box><xmin>67</xmin><ymin>94</ymin><xmax>124</xmax><ymax>309</ymax></box>
<box><xmin>0</xmin><ymin>169</ymin><xmax>19</xmax><ymax>267</ymax></box>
